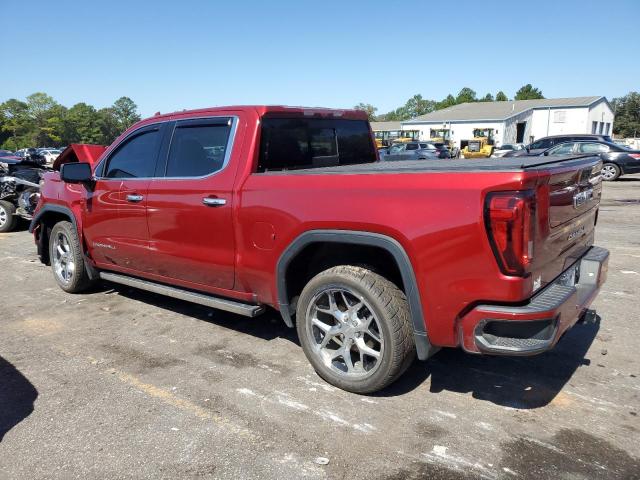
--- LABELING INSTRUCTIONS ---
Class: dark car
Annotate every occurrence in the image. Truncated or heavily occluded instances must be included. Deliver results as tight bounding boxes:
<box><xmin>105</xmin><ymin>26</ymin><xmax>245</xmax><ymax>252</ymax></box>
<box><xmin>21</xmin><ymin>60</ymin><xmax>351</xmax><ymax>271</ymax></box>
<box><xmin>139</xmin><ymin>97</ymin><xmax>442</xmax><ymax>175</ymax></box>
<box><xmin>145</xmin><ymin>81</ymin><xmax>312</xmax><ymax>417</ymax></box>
<box><xmin>538</xmin><ymin>141</ymin><xmax>640</xmax><ymax>181</ymax></box>
<box><xmin>379</xmin><ymin>142</ymin><xmax>442</xmax><ymax>161</ymax></box>
<box><xmin>504</xmin><ymin>134</ymin><xmax>613</xmax><ymax>157</ymax></box>
<box><xmin>427</xmin><ymin>142</ymin><xmax>452</xmax><ymax>159</ymax></box>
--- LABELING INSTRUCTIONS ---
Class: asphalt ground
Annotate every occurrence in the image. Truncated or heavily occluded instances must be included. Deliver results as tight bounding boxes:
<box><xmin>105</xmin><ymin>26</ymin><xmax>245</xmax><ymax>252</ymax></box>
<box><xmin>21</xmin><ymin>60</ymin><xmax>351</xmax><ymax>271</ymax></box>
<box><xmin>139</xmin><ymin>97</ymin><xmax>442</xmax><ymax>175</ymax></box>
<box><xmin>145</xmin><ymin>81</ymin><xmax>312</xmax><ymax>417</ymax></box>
<box><xmin>1</xmin><ymin>176</ymin><xmax>639</xmax><ymax>479</ymax></box>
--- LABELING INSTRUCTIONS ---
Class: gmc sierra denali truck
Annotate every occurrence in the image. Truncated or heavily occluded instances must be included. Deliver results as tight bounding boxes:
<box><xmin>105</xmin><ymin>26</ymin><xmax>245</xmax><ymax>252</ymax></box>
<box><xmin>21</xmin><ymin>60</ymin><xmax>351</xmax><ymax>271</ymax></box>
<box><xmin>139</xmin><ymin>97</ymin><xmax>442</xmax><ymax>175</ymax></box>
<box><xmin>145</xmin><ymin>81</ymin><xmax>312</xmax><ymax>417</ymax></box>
<box><xmin>30</xmin><ymin>106</ymin><xmax>609</xmax><ymax>393</ymax></box>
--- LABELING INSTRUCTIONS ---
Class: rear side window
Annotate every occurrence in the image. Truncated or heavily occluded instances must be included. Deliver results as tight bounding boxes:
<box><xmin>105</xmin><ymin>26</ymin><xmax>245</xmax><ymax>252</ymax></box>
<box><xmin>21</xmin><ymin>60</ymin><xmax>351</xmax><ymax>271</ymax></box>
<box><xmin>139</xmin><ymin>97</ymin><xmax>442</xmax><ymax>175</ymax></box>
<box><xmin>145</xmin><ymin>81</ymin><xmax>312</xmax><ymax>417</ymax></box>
<box><xmin>257</xmin><ymin>118</ymin><xmax>376</xmax><ymax>172</ymax></box>
<box><xmin>105</xmin><ymin>129</ymin><xmax>161</xmax><ymax>178</ymax></box>
<box><xmin>579</xmin><ymin>143</ymin><xmax>609</xmax><ymax>153</ymax></box>
<box><xmin>166</xmin><ymin>122</ymin><xmax>232</xmax><ymax>177</ymax></box>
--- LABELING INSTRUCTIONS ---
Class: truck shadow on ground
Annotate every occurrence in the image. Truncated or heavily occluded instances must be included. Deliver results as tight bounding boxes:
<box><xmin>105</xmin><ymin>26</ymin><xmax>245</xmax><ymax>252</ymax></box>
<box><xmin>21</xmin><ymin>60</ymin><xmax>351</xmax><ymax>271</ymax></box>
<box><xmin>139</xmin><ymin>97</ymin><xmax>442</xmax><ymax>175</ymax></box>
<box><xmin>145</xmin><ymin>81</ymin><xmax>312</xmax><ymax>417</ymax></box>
<box><xmin>109</xmin><ymin>284</ymin><xmax>300</xmax><ymax>344</ymax></box>
<box><xmin>378</xmin><ymin>319</ymin><xmax>601</xmax><ymax>408</ymax></box>
<box><xmin>107</xmin><ymin>284</ymin><xmax>600</xmax><ymax>409</ymax></box>
<box><xmin>0</xmin><ymin>356</ymin><xmax>38</xmax><ymax>442</ymax></box>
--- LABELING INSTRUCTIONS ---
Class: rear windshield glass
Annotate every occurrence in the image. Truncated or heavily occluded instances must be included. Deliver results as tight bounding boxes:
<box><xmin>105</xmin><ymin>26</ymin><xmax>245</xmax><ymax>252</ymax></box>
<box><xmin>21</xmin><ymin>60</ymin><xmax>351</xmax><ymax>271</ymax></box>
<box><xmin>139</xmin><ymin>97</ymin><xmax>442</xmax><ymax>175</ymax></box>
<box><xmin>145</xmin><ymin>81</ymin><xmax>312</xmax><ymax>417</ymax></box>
<box><xmin>257</xmin><ymin>117</ymin><xmax>376</xmax><ymax>172</ymax></box>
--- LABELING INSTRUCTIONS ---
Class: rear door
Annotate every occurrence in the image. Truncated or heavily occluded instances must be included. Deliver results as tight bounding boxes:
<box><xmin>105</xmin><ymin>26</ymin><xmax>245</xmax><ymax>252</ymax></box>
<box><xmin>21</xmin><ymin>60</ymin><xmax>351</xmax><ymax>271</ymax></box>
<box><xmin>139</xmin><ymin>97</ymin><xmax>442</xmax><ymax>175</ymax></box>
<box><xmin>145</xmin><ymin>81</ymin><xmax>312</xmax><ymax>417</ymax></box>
<box><xmin>145</xmin><ymin>116</ymin><xmax>239</xmax><ymax>290</ymax></box>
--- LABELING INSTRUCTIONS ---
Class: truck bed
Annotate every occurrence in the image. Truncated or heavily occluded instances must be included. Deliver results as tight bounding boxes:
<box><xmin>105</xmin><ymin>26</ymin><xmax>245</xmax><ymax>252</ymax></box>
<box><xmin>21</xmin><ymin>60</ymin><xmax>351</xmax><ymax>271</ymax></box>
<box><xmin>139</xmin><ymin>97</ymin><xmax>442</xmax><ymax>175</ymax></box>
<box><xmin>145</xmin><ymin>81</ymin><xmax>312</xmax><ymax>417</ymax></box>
<box><xmin>262</xmin><ymin>154</ymin><xmax>600</xmax><ymax>174</ymax></box>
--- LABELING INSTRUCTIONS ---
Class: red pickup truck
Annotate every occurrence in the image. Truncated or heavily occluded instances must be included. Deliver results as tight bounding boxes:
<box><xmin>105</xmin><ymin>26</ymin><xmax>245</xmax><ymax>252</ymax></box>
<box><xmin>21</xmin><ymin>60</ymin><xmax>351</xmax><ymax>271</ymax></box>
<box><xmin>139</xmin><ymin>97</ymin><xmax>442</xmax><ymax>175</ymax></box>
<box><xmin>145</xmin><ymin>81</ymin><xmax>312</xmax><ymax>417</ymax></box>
<box><xmin>30</xmin><ymin>105</ymin><xmax>609</xmax><ymax>393</ymax></box>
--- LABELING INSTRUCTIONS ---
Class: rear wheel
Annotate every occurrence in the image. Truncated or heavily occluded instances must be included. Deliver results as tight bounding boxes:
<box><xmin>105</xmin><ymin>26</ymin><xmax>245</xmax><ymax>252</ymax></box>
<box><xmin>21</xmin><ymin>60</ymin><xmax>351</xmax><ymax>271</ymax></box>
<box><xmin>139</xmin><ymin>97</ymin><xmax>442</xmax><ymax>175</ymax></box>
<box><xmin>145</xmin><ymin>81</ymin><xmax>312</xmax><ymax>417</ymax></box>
<box><xmin>601</xmin><ymin>163</ymin><xmax>621</xmax><ymax>181</ymax></box>
<box><xmin>49</xmin><ymin>221</ymin><xmax>95</xmax><ymax>293</ymax></box>
<box><xmin>296</xmin><ymin>266</ymin><xmax>415</xmax><ymax>394</ymax></box>
<box><xmin>0</xmin><ymin>200</ymin><xmax>18</xmax><ymax>233</ymax></box>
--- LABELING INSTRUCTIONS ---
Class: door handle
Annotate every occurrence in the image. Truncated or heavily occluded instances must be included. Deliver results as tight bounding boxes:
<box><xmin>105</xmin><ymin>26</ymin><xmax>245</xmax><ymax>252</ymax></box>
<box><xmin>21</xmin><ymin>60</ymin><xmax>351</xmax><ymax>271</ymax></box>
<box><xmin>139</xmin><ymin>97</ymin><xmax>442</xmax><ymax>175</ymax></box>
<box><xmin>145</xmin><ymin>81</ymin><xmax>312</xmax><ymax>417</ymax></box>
<box><xmin>126</xmin><ymin>194</ymin><xmax>144</xmax><ymax>203</ymax></box>
<box><xmin>202</xmin><ymin>197</ymin><xmax>227</xmax><ymax>207</ymax></box>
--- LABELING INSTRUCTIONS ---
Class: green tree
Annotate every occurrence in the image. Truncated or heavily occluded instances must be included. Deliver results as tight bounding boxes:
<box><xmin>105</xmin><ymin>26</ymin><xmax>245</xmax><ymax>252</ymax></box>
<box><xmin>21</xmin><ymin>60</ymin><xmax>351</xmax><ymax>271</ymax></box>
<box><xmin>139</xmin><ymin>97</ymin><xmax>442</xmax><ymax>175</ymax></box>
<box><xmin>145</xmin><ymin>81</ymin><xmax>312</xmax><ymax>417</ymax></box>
<box><xmin>65</xmin><ymin>103</ymin><xmax>102</xmax><ymax>144</ymax></box>
<box><xmin>612</xmin><ymin>92</ymin><xmax>640</xmax><ymax>138</ymax></box>
<box><xmin>480</xmin><ymin>93</ymin><xmax>494</xmax><ymax>102</ymax></box>
<box><xmin>514</xmin><ymin>84</ymin><xmax>544</xmax><ymax>100</ymax></box>
<box><xmin>353</xmin><ymin>103</ymin><xmax>378</xmax><ymax>121</ymax></box>
<box><xmin>112</xmin><ymin>96</ymin><xmax>141</xmax><ymax>131</ymax></box>
<box><xmin>455</xmin><ymin>87</ymin><xmax>477</xmax><ymax>104</ymax></box>
<box><xmin>495</xmin><ymin>91</ymin><xmax>508</xmax><ymax>101</ymax></box>
<box><xmin>404</xmin><ymin>94</ymin><xmax>436</xmax><ymax>118</ymax></box>
<box><xmin>97</xmin><ymin>107</ymin><xmax>122</xmax><ymax>144</ymax></box>
<box><xmin>436</xmin><ymin>94</ymin><xmax>457</xmax><ymax>110</ymax></box>
<box><xmin>25</xmin><ymin>92</ymin><xmax>60</xmax><ymax>146</ymax></box>
<box><xmin>0</xmin><ymin>99</ymin><xmax>29</xmax><ymax>150</ymax></box>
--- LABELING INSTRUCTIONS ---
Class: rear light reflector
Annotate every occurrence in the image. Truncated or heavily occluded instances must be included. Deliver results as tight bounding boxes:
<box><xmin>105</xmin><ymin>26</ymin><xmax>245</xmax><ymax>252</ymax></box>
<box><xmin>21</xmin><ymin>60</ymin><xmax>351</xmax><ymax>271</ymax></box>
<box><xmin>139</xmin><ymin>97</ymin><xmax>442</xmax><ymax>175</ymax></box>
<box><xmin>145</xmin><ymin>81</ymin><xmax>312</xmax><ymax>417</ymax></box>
<box><xmin>484</xmin><ymin>191</ymin><xmax>536</xmax><ymax>276</ymax></box>
<box><xmin>629</xmin><ymin>154</ymin><xmax>640</xmax><ymax>160</ymax></box>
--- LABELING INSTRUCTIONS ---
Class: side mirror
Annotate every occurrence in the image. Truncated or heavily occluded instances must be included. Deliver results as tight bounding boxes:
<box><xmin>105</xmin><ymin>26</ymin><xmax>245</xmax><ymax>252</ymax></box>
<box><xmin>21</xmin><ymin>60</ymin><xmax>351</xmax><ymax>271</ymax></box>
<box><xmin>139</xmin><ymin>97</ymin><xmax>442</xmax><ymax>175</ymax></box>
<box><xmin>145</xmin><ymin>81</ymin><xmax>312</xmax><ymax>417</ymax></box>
<box><xmin>543</xmin><ymin>151</ymin><xmax>550</xmax><ymax>156</ymax></box>
<box><xmin>61</xmin><ymin>162</ymin><xmax>93</xmax><ymax>187</ymax></box>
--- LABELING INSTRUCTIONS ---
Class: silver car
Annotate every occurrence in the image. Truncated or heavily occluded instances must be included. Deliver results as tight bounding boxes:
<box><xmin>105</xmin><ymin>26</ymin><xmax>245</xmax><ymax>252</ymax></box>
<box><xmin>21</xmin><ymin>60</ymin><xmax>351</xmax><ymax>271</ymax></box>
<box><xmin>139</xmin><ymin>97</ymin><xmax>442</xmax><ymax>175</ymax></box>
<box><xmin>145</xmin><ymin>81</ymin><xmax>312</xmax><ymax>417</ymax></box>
<box><xmin>379</xmin><ymin>142</ymin><xmax>440</xmax><ymax>161</ymax></box>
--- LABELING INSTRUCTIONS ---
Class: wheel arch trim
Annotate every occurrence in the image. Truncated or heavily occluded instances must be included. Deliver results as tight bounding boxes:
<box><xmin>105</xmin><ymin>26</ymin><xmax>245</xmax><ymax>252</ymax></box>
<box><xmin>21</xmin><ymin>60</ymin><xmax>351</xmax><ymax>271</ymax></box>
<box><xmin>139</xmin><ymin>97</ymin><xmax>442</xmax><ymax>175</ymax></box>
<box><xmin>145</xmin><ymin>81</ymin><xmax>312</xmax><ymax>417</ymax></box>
<box><xmin>276</xmin><ymin>229</ymin><xmax>437</xmax><ymax>360</ymax></box>
<box><xmin>29</xmin><ymin>204</ymin><xmax>78</xmax><ymax>233</ymax></box>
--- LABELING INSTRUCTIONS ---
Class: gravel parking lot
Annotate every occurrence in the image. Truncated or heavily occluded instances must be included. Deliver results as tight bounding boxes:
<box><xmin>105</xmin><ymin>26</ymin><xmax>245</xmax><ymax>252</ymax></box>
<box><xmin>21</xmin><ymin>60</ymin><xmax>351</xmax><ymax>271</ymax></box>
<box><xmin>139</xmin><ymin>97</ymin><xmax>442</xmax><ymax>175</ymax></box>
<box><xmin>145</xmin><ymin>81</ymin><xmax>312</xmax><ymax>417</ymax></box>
<box><xmin>1</xmin><ymin>177</ymin><xmax>639</xmax><ymax>480</ymax></box>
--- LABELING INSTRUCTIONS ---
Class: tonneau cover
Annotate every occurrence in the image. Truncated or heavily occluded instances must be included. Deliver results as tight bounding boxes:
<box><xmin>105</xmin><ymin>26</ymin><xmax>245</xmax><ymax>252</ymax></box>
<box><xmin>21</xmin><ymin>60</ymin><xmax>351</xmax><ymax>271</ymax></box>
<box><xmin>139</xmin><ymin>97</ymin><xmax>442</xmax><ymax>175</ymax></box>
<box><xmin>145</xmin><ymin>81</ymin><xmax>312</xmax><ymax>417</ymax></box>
<box><xmin>263</xmin><ymin>154</ymin><xmax>601</xmax><ymax>174</ymax></box>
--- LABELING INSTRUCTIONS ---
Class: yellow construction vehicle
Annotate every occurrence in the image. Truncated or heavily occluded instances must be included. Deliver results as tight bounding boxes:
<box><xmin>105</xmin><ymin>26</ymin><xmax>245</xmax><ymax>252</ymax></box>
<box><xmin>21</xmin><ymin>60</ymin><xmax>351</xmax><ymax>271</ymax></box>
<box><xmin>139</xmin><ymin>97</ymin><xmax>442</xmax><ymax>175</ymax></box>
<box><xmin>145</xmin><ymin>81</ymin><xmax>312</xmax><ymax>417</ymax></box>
<box><xmin>374</xmin><ymin>129</ymin><xmax>420</xmax><ymax>148</ymax></box>
<box><xmin>460</xmin><ymin>128</ymin><xmax>495</xmax><ymax>158</ymax></box>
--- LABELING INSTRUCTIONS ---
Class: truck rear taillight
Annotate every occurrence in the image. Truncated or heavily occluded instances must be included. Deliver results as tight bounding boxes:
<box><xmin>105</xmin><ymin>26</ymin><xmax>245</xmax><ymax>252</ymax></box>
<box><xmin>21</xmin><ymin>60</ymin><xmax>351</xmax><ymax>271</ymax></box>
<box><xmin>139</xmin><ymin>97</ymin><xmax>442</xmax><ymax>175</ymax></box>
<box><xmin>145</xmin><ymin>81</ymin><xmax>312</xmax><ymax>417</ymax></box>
<box><xmin>484</xmin><ymin>191</ymin><xmax>535</xmax><ymax>276</ymax></box>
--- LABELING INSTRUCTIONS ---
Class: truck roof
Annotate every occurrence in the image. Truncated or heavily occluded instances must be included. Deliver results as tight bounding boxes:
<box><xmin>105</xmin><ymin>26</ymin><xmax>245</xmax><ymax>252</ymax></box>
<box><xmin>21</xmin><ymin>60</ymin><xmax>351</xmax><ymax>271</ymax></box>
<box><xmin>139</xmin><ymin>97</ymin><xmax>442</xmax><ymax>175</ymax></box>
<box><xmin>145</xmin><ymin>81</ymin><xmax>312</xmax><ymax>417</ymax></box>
<box><xmin>144</xmin><ymin>105</ymin><xmax>369</xmax><ymax>123</ymax></box>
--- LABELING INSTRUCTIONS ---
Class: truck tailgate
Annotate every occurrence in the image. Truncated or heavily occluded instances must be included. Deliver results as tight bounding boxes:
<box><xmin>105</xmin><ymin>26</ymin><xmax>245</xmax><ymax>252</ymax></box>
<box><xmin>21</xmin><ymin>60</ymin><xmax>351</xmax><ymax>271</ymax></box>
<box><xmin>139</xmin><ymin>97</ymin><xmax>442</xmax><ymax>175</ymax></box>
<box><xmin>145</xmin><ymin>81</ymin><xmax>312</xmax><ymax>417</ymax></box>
<box><xmin>532</xmin><ymin>156</ymin><xmax>603</xmax><ymax>289</ymax></box>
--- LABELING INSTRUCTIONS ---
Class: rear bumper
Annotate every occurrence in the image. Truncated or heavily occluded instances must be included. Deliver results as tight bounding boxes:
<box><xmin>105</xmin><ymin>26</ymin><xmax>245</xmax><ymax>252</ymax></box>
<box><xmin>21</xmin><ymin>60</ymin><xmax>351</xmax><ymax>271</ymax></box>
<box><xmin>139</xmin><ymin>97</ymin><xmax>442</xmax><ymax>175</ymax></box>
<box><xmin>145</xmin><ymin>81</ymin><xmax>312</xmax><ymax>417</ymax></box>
<box><xmin>459</xmin><ymin>246</ymin><xmax>609</xmax><ymax>355</ymax></box>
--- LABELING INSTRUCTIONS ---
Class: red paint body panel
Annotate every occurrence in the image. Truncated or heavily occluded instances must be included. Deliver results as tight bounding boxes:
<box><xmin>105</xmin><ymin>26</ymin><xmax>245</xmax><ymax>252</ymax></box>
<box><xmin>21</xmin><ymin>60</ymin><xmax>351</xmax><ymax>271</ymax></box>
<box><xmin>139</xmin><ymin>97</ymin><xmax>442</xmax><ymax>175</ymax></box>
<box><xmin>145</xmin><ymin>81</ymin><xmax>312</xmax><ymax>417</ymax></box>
<box><xmin>53</xmin><ymin>144</ymin><xmax>107</xmax><ymax>170</ymax></box>
<box><xmin>34</xmin><ymin>105</ymin><xmax>606</xmax><ymax>353</ymax></box>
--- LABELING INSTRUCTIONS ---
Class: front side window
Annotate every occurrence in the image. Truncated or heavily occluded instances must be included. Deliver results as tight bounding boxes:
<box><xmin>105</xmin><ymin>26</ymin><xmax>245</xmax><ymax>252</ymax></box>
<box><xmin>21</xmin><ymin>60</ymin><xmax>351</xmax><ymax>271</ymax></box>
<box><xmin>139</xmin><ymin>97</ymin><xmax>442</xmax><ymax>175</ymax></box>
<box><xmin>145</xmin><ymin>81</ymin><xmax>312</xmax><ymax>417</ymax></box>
<box><xmin>406</xmin><ymin>143</ymin><xmax>419</xmax><ymax>150</ymax></box>
<box><xmin>166</xmin><ymin>122</ymin><xmax>232</xmax><ymax>177</ymax></box>
<box><xmin>389</xmin><ymin>144</ymin><xmax>405</xmax><ymax>154</ymax></box>
<box><xmin>548</xmin><ymin>143</ymin><xmax>575</xmax><ymax>155</ymax></box>
<box><xmin>531</xmin><ymin>139</ymin><xmax>552</xmax><ymax>150</ymax></box>
<box><xmin>105</xmin><ymin>129</ymin><xmax>161</xmax><ymax>178</ymax></box>
<box><xmin>579</xmin><ymin>143</ymin><xmax>609</xmax><ymax>153</ymax></box>
<box><xmin>257</xmin><ymin>117</ymin><xmax>376</xmax><ymax>172</ymax></box>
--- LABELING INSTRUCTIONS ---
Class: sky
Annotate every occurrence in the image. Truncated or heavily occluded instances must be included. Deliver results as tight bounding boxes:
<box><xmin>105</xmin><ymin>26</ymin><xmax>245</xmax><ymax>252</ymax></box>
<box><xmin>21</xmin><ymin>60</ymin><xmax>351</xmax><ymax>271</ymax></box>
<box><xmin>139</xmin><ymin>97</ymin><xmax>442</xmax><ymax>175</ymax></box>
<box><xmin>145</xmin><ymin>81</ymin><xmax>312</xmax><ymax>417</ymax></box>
<box><xmin>1</xmin><ymin>0</ymin><xmax>639</xmax><ymax>117</ymax></box>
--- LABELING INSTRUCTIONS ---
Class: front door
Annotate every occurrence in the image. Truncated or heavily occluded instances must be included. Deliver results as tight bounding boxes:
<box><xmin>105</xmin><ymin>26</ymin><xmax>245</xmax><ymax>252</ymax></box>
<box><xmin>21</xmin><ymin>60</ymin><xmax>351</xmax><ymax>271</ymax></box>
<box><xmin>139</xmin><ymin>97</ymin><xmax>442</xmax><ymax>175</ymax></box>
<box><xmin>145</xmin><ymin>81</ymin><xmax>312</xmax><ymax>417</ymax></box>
<box><xmin>85</xmin><ymin>124</ymin><xmax>163</xmax><ymax>272</ymax></box>
<box><xmin>145</xmin><ymin>116</ymin><xmax>239</xmax><ymax>290</ymax></box>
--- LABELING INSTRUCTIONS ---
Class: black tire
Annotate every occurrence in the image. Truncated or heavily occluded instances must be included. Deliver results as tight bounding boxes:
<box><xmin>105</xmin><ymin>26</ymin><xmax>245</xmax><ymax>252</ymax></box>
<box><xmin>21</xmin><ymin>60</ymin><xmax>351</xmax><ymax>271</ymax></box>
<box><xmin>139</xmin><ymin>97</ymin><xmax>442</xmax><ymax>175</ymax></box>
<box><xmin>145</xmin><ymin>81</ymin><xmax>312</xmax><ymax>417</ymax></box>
<box><xmin>296</xmin><ymin>266</ymin><xmax>415</xmax><ymax>394</ymax></box>
<box><xmin>601</xmin><ymin>163</ymin><xmax>621</xmax><ymax>181</ymax></box>
<box><xmin>0</xmin><ymin>200</ymin><xmax>18</xmax><ymax>233</ymax></box>
<box><xmin>49</xmin><ymin>221</ymin><xmax>95</xmax><ymax>293</ymax></box>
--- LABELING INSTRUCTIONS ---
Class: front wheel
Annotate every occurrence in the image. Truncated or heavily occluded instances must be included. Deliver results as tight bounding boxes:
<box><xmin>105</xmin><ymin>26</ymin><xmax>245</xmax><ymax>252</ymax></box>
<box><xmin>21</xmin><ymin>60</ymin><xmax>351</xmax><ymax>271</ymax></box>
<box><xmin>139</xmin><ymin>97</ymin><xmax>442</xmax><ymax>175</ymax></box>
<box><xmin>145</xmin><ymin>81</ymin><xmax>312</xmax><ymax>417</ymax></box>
<box><xmin>601</xmin><ymin>163</ymin><xmax>621</xmax><ymax>181</ymax></box>
<box><xmin>0</xmin><ymin>200</ymin><xmax>18</xmax><ymax>232</ymax></box>
<box><xmin>49</xmin><ymin>221</ymin><xmax>96</xmax><ymax>293</ymax></box>
<box><xmin>296</xmin><ymin>266</ymin><xmax>416</xmax><ymax>394</ymax></box>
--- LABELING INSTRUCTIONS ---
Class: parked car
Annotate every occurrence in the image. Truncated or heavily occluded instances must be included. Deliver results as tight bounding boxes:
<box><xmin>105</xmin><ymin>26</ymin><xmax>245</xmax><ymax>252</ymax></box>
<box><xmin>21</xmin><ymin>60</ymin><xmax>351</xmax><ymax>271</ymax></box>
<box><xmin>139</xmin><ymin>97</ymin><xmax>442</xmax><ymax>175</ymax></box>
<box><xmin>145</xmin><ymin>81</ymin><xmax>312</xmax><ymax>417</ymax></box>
<box><xmin>492</xmin><ymin>143</ymin><xmax>525</xmax><ymax>157</ymax></box>
<box><xmin>39</xmin><ymin>149</ymin><xmax>61</xmax><ymax>164</ymax></box>
<box><xmin>536</xmin><ymin>141</ymin><xmax>640</xmax><ymax>181</ymax></box>
<box><xmin>379</xmin><ymin>141</ymin><xmax>440</xmax><ymax>161</ymax></box>
<box><xmin>31</xmin><ymin>105</ymin><xmax>608</xmax><ymax>393</ymax></box>
<box><xmin>0</xmin><ymin>149</ymin><xmax>15</xmax><ymax>158</ymax></box>
<box><xmin>504</xmin><ymin>134</ymin><xmax>613</xmax><ymax>157</ymax></box>
<box><xmin>0</xmin><ymin>155</ymin><xmax>50</xmax><ymax>232</ymax></box>
<box><xmin>427</xmin><ymin>142</ymin><xmax>451</xmax><ymax>159</ymax></box>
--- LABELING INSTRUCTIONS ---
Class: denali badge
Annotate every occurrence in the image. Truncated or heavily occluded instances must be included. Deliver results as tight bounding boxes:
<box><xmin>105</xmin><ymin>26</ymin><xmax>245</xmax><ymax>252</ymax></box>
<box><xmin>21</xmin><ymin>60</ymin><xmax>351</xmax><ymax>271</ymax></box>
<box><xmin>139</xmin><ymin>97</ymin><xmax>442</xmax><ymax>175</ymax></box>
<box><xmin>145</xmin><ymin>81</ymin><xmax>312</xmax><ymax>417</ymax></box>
<box><xmin>93</xmin><ymin>242</ymin><xmax>116</xmax><ymax>250</ymax></box>
<box><xmin>567</xmin><ymin>225</ymin><xmax>586</xmax><ymax>241</ymax></box>
<box><xmin>573</xmin><ymin>188</ymin><xmax>593</xmax><ymax>209</ymax></box>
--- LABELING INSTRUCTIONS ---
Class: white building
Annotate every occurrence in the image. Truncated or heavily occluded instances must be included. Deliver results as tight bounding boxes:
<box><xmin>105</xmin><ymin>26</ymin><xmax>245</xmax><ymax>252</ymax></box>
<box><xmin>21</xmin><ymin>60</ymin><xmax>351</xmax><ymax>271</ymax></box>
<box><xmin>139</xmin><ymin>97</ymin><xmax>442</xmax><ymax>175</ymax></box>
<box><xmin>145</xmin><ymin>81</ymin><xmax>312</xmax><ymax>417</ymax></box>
<box><xmin>401</xmin><ymin>96</ymin><xmax>614</xmax><ymax>148</ymax></box>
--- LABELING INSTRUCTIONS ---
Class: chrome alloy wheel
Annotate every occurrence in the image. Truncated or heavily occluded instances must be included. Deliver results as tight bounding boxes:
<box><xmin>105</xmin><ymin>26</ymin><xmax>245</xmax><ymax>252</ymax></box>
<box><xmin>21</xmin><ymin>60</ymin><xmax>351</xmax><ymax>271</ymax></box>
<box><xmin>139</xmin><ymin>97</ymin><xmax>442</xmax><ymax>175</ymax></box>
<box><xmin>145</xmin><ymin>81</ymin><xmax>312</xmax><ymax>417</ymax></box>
<box><xmin>601</xmin><ymin>164</ymin><xmax>617</xmax><ymax>181</ymax></box>
<box><xmin>306</xmin><ymin>288</ymin><xmax>383</xmax><ymax>378</ymax></box>
<box><xmin>52</xmin><ymin>230</ymin><xmax>75</xmax><ymax>284</ymax></box>
<box><xmin>0</xmin><ymin>206</ymin><xmax>6</xmax><ymax>227</ymax></box>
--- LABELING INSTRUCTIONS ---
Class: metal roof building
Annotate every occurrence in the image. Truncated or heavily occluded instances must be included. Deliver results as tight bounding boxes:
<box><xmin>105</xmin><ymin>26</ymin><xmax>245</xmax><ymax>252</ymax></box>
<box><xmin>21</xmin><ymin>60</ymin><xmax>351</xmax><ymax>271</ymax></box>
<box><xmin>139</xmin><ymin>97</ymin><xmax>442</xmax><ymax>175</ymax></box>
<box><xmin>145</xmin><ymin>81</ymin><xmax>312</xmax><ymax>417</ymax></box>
<box><xmin>401</xmin><ymin>96</ymin><xmax>614</xmax><ymax>148</ymax></box>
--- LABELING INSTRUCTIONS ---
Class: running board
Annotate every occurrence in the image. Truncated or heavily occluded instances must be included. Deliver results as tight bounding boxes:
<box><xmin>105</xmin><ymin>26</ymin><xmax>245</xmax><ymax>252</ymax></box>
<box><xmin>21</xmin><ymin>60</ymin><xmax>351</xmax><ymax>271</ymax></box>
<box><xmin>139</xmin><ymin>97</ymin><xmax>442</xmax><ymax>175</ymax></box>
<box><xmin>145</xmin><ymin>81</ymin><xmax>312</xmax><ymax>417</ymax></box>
<box><xmin>99</xmin><ymin>272</ymin><xmax>265</xmax><ymax>317</ymax></box>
